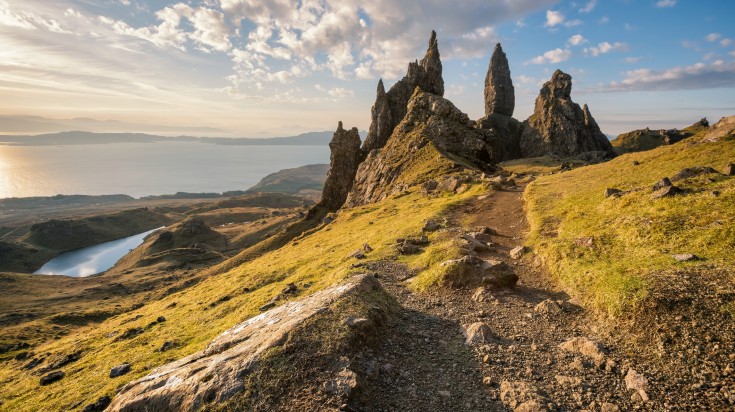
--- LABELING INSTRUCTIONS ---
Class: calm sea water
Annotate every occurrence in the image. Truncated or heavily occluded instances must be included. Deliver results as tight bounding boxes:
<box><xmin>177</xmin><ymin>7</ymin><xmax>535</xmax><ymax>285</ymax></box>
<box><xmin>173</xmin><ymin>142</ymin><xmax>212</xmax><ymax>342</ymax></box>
<box><xmin>0</xmin><ymin>142</ymin><xmax>329</xmax><ymax>198</ymax></box>
<box><xmin>34</xmin><ymin>227</ymin><xmax>163</xmax><ymax>277</ymax></box>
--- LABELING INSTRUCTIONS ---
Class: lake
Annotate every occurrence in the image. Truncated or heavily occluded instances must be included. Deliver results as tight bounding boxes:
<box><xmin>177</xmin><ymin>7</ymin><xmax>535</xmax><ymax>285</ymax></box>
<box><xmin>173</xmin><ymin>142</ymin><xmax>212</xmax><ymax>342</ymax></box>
<box><xmin>0</xmin><ymin>142</ymin><xmax>329</xmax><ymax>199</ymax></box>
<box><xmin>34</xmin><ymin>227</ymin><xmax>164</xmax><ymax>277</ymax></box>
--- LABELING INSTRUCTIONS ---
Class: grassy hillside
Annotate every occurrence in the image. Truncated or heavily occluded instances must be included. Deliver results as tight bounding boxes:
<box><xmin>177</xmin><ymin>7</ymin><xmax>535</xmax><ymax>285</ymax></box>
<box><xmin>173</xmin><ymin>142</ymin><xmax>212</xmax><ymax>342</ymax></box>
<box><xmin>521</xmin><ymin>134</ymin><xmax>735</xmax><ymax>315</ymax></box>
<box><xmin>0</xmin><ymin>182</ymin><xmax>484</xmax><ymax>411</ymax></box>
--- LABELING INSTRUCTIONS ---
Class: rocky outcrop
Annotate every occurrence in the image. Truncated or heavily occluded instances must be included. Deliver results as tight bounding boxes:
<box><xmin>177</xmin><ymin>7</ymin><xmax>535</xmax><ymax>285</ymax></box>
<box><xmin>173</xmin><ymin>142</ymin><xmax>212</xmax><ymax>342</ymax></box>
<box><xmin>318</xmin><ymin>122</ymin><xmax>362</xmax><ymax>210</ymax></box>
<box><xmin>346</xmin><ymin>89</ymin><xmax>495</xmax><ymax>207</ymax></box>
<box><xmin>520</xmin><ymin>70</ymin><xmax>615</xmax><ymax>159</ymax></box>
<box><xmin>610</xmin><ymin>118</ymin><xmax>709</xmax><ymax>154</ymax></box>
<box><xmin>484</xmin><ymin>43</ymin><xmax>515</xmax><ymax>117</ymax></box>
<box><xmin>108</xmin><ymin>274</ymin><xmax>390</xmax><ymax>412</ymax></box>
<box><xmin>361</xmin><ymin>31</ymin><xmax>444</xmax><ymax>154</ymax></box>
<box><xmin>475</xmin><ymin>43</ymin><xmax>522</xmax><ymax>161</ymax></box>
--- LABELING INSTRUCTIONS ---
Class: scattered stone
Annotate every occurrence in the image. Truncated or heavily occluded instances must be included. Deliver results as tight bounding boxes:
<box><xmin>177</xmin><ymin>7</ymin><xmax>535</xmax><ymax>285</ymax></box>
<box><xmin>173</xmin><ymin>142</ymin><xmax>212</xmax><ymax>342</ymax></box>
<box><xmin>672</xmin><ymin>253</ymin><xmax>698</xmax><ymax>262</ymax></box>
<box><xmin>39</xmin><ymin>371</ymin><xmax>64</xmax><ymax>386</ymax></box>
<box><xmin>632</xmin><ymin>160</ymin><xmax>640</xmax><ymax>166</ymax></box>
<box><xmin>559</xmin><ymin>337</ymin><xmax>606</xmax><ymax>364</ymax></box>
<box><xmin>438</xmin><ymin>390</ymin><xmax>451</xmax><ymax>398</ymax></box>
<box><xmin>724</xmin><ymin>162</ymin><xmax>735</xmax><ymax>176</ymax></box>
<box><xmin>534</xmin><ymin>299</ymin><xmax>562</xmax><ymax>315</ymax></box>
<box><xmin>343</xmin><ymin>316</ymin><xmax>370</xmax><ymax>329</ymax></box>
<box><xmin>500</xmin><ymin>381</ymin><xmax>553</xmax><ymax>411</ymax></box>
<box><xmin>510</xmin><ymin>246</ymin><xmax>527</xmax><ymax>259</ymax></box>
<box><xmin>625</xmin><ymin>368</ymin><xmax>650</xmax><ymax>402</ymax></box>
<box><xmin>651</xmin><ymin>185</ymin><xmax>683</xmax><ymax>199</ymax></box>
<box><xmin>671</xmin><ymin>166</ymin><xmax>718</xmax><ymax>182</ymax></box>
<box><xmin>259</xmin><ymin>302</ymin><xmax>276</xmax><ymax>312</ymax></box>
<box><xmin>362</xmin><ymin>244</ymin><xmax>373</xmax><ymax>253</ymax></box>
<box><xmin>82</xmin><ymin>396</ymin><xmax>111</xmax><ymax>412</ymax></box>
<box><xmin>472</xmin><ymin>287</ymin><xmax>492</xmax><ymax>303</ymax></box>
<box><xmin>110</xmin><ymin>363</ymin><xmax>131</xmax><ymax>378</ymax></box>
<box><xmin>573</xmin><ymin>236</ymin><xmax>594</xmax><ymax>248</ymax></box>
<box><xmin>652</xmin><ymin>177</ymin><xmax>672</xmax><ymax>191</ymax></box>
<box><xmin>350</xmin><ymin>250</ymin><xmax>366</xmax><ymax>259</ymax></box>
<box><xmin>322</xmin><ymin>368</ymin><xmax>358</xmax><ymax>398</ymax></box>
<box><xmin>116</xmin><ymin>327</ymin><xmax>144</xmax><ymax>341</ymax></box>
<box><xmin>600</xmin><ymin>403</ymin><xmax>620</xmax><ymax>412</ymax></box>
<box><xmin>463</xmin><ymin>322</ymin><xmax>498</xmax><ymax>346</ymax></box>
<box><xmin>554</xmin><ymin>374</ymin><xmax>582</xmax><ymax>387</ymax></box>
<box><xmin>282</xmin><ymin>283</ymin><xmax>298</xmax><ymax>294</ymax></box>
<box><xmin>156</xmin><ymin>316</ymin><xmax>166</xmax><ymax>323</ymax></box>
<box><xmin>157</xmin><ymin>341</ymin><xmax>176</xmax><ymax>352</ymax></box>
<box><xmin>421</xmin><ymin>180</ymin><xmax>439</xmax><ymax>194</ymax></box>
<box><xmin>483</xmin><ymin>376</ymin><xmax>494</xmax><ymax>386</ymax></box>
<box><xmin>604</xmin><ymin>188</ymin><xmax>623</xmax><ymax>198</ymax></box>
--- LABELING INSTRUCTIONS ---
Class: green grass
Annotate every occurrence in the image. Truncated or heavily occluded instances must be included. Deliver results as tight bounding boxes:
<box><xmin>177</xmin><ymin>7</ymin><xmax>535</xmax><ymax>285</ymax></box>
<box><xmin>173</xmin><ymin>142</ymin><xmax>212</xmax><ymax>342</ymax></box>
<box><xmin>523</xmin><ymin>136</ymin><xmax>735</xmax><ymax>315</ymax></box>
<box><xmin>0</xmin><ymin>183</ymin><xmax>482</xmax><ymax>411</ymax></box>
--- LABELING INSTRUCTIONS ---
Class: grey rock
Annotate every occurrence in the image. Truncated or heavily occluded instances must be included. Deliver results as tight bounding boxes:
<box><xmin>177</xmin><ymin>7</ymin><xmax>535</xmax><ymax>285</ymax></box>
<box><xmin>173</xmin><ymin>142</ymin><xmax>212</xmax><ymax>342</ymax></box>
<box><xmin>318</xmin><ymin>122</ymin><xmax>362</xmax><ymax>210</ymax></box>
<box><xmin>724</xmin><ymin>162</ymin><xmax>735</xmax><ymax>176</ymax></box>
<box><xmin>361</xmin><ymin>31</ymin><xmax>444</xmax><ymax>154</ymax></box>
<box><xmin>39</xmin><ymin>371</ymin><xmax>64</xmax><ymax>386</ymax></box>
<box><xmin>625</xmin><ymin>368</ymin><xmax>650</xmax><ymax>402</ymax></box>
<box><xmin>423</xmin><ymin>219</ymin><xmax>441</xmax><ymax>231</ymax></box>
<box><xmin>110</xmin><ymin>363</ymin><xmax>131</xmax><ymax>378</ymax></box>
<box><xmin>672</xmin><ymin>253</ymin><xmax>698</xmax><ymax>262</ymax></box>
<box><xmin>670</xmin><ymin>166</ymin><xmax>718</xmax><ymax>182</ymax></box>
<box><xmin>108</xmin><ymin>275</ymin><xmax>383</xmax><ymax>412</ymax></box>
<box><xmin>652</xmin><ymin>177</ymin><xmax>672</xmax><ymax>191</ymax></box>
<box><xmin>651</xmin><ymin>185</ymin><xmax>683</xmax><ymax>199</ymax></box>
<box><xmin>500</xmin><ymin>381</ymin><xmax>553</xmax><ymax>411</ymax></box>
<box><xmin>463</xmin><ymin>322</ymin><xmax>498</xmax><ymax>345</ymax></box>
<box><xmin>510</xmin><ymin>246</ymin><xmax>527</xmax><ymax>260</ymax></box>
<box><xmin>520</xmin><ymin>70</ymin><xmax>615</xmax><ymax>159</ymax></box>
<box><xmin>559</xmin><ymin>337</ymin><xmax>606</xmax><ymax>364</ymax></box>
<box><xmin>82</xmin><ymin>396</ymin><xmax>111</xmax><ymax>412</ymax></box>
<box><xmin>534</xmin><ymin>299</ymin><xmax>562</xmax><ymax>315</ymax></box>
<box><xmin>604</xmin><ymin>188</ymin><xmax>623</xmax><ymax>198</ymax></box>
<box><xmin>485</xmin><ymin>43</ymin><xmax>515</xmax><ymax>117</ymax></box>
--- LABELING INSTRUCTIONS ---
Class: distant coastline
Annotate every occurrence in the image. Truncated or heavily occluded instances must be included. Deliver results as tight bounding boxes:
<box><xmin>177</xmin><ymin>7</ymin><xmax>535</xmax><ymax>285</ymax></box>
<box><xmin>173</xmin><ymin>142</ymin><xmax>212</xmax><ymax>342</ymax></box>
<box><xmin>0</xmin><ymin>130</ymin><xmax>338</xmax><ymax>146</ymax></box>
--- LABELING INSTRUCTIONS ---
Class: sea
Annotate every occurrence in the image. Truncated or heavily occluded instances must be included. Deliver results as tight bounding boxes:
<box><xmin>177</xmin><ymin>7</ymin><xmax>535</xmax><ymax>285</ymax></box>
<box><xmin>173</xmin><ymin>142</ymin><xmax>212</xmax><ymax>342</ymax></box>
<box><xmin>0</xmin><ymin>142</ymin><xmax>329</xmax><ymax>199</ymax></box>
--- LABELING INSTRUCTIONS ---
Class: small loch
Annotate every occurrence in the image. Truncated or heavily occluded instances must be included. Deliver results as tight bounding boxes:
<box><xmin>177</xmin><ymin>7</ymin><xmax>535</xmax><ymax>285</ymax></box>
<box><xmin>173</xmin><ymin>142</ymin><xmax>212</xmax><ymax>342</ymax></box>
<box><xmin>34</xmin><ymin>227</ymin><xmax>164</xmax><ymax>277</ymax></box>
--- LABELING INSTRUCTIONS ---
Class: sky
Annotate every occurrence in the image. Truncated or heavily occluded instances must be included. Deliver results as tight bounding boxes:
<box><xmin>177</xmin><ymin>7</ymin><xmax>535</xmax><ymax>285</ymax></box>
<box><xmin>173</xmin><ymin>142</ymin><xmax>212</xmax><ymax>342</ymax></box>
<box><xmin>0</xmin><ymin>0</ymin><xmax>734</xmax><ymax>137</ymax></box>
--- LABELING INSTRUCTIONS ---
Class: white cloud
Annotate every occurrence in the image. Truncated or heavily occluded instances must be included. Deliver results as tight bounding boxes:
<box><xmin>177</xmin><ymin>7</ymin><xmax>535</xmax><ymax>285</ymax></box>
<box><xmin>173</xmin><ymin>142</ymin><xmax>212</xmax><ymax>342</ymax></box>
<box><xmin>706</xmin><ymin>33</ymin><xmax>721</xmax><ymax>42</ymax></box>
<box><xmin>327</xmin><ymin>87</ymin><xmax>354</xmax><ymax>99</ymax></box>
<box><xmin>598</xmin><ymin>16</ymin><xmax>609</xmax><ymax>24</ymax></box>
<box><xmin>624</xmin><ymin>56</ymin><xmax>642</xmax><ymax>63</ymax></box>
<box><xmin>721</xmin><ymin>38</ymin><xmax>733</xmax><ymax>47</ymax></box>
<box><xmin>568</xmin><ymin>34</ymin><xmax>587</xmax><ymax>46</ymax></box>
<box><xmin>584</xmin><ymin>41</ymin><xmax>628</xmax><ymax>56</ymax></box>
<box><xmin>527</xmin><ymin>48</ymin><xmax>572</xmax><ymax>64</ymax></box>
<box><xmin>579</xmin><ymin>0</ymin><xmax>596</xmax><ymax>13</ymax></box>
<box><xmin>655</xmin><ymin>0</ymin><xmax>676</xmax><ymax>8</ymax></box>
<box><xmin>544</xmin><ymin>10</ymin><xmax>565</xmax><ymax>27</ymax></box>
<box><xmin>605</xmin><ymin>60</ymin><xmax>735</xmax><ymax>91</ymax></box>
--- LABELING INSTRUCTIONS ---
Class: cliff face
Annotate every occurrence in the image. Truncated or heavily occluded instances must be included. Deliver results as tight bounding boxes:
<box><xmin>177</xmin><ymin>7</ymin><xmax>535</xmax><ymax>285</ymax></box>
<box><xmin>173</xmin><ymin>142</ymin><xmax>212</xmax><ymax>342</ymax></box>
<box><xmin>346</xmin><ymin>89</ymin><xmax>494</xmax><ymax>207</ymax></box>
<box><xmin>318</xmin><ymin>122</ymin><xmax>362</xmax><ymax>210</ymax></box>
<box><xmin>519</xmin><ymin>70</ymin><xmax>615</xmax><ymax>159</ymax></box>
<box><xmin>361</xmin><ymin>31</ymin><xmax>444</xmax><ymax>154</ymax></box>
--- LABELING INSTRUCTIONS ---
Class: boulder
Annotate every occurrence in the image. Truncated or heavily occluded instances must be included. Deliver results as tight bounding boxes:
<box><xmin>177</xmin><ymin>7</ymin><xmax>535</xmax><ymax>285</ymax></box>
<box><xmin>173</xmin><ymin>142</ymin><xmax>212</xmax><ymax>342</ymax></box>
<box><xmin>604</xmin><ymin>188</ymin><xmax>623</xmax><ymax>198</ymax></box>
<box><xmin>110</xmin><ymin>363</ymin><xmax>131</xmax><ymax>378</ymax></box>
<box><xmin>108</xmin><ymin>275</ymin><xmax>386</xmax><ymax>412</ymax></box>
<box><xmin>670</xmin><ymin>166</ymin><xmax>718</xmax><ymax>182</ymax></box>
<box><xmin>534</xmin><ymin>299</ymin><xmax>562</xmax><ymax>315</ymax></box>
<box><xmin>361</xmin><ymin>31</ymin><xmax>444</xmax><ymax>154</ymax></box>
<box><xmin>652</xmin><ymin>177</ymin><xmax>672</xmax><ymax>191</ymax></box>
<box><xmin>82</xmin><ymin>396</ymin><xmax>112</xmax><ymax>412</ymax></box>
<box><xmin>463</xmin><ymin>322</ymin><xmax>498</xmax><ymax>345</ymax></box>
<box><xmin>510</xmin><ymin>246</ymin><xmax>527</xmax><ymax>259</ymax></box>
<box><xmin>625</xmin><ymin>368</ymin><xmax>650</xmax><ymax>402</ymax></box>
<box><xmin>520</xmin><ymin>70</ymin><xmax>615</xmax><ymax>159</ymax></box>
<box><xmin>318</xmin><ymin>122</ymin><xmax>362</xmax><ymax>210</ymax></box>
<box><xmin>39</xmin><ymin>371</ymin><xmax>64</xmax><ymax>386</ymax></box>
<box><xmin>724</xmin><ymin>162</ymin><xmax>735</xmax><ymax>176</ymax></box>
<box><xmin>651</xmin><ymin>185</ymin><xmax>683</xmax><ymax>199</ymax></box>
<box><xmin>559</xmin><ymin>337</ymin><xmax>606</xmax><ymax>365</ymax></box>
<box><xmin>672</xmin><ymin>253</ymin><xmax>698</xmax><ymax>262</ymax></box>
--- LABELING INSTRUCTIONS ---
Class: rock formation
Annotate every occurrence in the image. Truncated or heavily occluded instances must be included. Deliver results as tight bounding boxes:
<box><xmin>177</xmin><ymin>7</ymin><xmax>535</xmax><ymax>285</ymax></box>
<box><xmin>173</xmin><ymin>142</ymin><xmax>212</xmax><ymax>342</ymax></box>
<box><xmin>475</xmin><ymin>43</ymin><xmax>522</xmax><ymax>161</ymax></box>
<box><xmin>346</xmin><ymin>88</ymin><xmax>494</xmax><ymax>207</ymax></box>
<box><xmin>107</xmin><ymin>274</ymin><xmax>390</xmax><ymax>412</ymax></box>
<box><xmin>520</xmin><ymin>69</ymin><xmax>615</xmax><ymax>159</ymax></box>
<box><xmin>318</xmin><ymin>121</ymin><xmax>362</xmax><ymax>210</ymax></box>
<box><xmin>484</xmin><ymin>43</ymin><xmax>514</xmax><ymax>117</ymax></box>
<box><xmin>361</xmin><ymin>31</ymin><xmax>444</xmax><ymax>154</ymax></box>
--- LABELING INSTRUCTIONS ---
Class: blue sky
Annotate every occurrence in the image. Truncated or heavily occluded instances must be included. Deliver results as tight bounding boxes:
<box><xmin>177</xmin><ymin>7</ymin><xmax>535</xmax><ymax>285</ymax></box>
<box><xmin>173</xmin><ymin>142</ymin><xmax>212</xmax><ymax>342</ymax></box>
<box><xmin>0</xmin><ymin>0</ymin><xmax>733</xmax><ymax>137</ymax></box>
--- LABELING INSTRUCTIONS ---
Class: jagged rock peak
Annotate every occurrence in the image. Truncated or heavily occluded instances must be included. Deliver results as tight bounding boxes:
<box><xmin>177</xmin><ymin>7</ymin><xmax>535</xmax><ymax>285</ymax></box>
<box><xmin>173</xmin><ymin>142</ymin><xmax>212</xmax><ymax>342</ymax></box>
<box><xmin>542</xmin><ymin>69</ymin><xmax>572</xmax><ymax>100</ymax></box>
<box><xmin>484</xmin><ymin>43</ymin><xmax>515</xmax><ymax>117</ymax></box>
<box><xmin>520</xmin><ymin>70</ymin><xmax>615</xmax><ymax>159</ymax></box>
<box><xmin>361</xmin><ymin>31</ymin><xmax>445</xmax><ymax>154</ymax></box>
<box><xmin>318</xmin><ymin>122</ymin><xmax>362</xmax><ymax>210</ymax></box>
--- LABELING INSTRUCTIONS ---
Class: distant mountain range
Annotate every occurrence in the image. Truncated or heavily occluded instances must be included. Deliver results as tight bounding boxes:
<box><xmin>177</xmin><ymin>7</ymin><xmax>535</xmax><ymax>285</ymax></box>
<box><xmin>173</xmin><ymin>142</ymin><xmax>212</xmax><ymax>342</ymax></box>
<box><xmin>0</xmin><ymin>130</ymin><xmax>336</xmax><ymax>146</ymax></box>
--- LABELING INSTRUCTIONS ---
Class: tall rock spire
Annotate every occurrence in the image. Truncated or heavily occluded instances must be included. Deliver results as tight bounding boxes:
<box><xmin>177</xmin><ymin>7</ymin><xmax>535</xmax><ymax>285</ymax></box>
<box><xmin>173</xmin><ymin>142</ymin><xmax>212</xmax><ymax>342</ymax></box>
<box><xmin>318</xmin><ymin>121</ymin><xmax>362</xmax><ymax>210</ymax></box>
<box><xmin>361</xmin><ymin>31</ymin><xmax>445</xmax><ymax>154</ymax></box>
<box><xmin>484</xmin><ymin>43</ymin><xmax>514</xmax><ymax>117</ymax></box>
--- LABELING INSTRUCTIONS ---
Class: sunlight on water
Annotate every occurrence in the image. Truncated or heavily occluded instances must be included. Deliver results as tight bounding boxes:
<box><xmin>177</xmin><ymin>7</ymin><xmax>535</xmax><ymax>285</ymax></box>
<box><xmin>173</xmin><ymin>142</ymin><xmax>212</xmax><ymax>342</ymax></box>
<box><xmin>34</xmin><ymin>227</ymin><xmax>164</xmax><ymax>277</ymax></box>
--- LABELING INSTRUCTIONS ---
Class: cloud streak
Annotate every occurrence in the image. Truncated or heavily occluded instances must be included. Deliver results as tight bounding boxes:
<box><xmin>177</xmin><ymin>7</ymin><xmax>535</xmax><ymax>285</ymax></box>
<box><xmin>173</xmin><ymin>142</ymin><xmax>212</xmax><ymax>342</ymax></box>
<box><xmin>604</xmin><ymin>60</ymin><xmax>735</xmax><ymax>91</ymax></box>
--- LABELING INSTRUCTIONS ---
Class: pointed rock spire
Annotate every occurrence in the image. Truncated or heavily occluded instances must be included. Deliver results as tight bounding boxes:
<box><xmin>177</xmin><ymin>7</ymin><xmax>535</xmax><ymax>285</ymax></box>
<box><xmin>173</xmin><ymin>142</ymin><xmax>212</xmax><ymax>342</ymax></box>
<box><xmin>319</xmin><ymin>122</ymin><xmax>362</xmax><ymax>210</ymax></box>
<box><xmin>361</xmin><ymin>31</ymin><xmax>445</xmax><ymax>154</ymax></box>
<box><xmin>484</xmin><ymin>43</ymin><xmax>515</xmax><ymax>117</ymax></box>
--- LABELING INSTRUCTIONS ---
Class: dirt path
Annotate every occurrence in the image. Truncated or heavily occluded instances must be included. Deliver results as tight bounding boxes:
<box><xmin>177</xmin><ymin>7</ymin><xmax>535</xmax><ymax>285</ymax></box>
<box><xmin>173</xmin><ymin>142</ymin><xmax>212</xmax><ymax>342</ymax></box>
<box><xmin>349</xmin><ymin>185</ymin><xmax>641</xmax><ymax>411</ymax></box>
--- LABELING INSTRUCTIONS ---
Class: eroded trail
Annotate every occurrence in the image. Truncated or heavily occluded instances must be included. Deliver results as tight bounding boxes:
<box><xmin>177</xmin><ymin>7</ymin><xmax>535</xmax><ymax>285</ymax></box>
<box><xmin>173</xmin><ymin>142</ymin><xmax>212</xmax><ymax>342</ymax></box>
<box><xmin>350</xmin><ymin>186</ymin><xmax>640</xmax><ymax>412</ymax></box>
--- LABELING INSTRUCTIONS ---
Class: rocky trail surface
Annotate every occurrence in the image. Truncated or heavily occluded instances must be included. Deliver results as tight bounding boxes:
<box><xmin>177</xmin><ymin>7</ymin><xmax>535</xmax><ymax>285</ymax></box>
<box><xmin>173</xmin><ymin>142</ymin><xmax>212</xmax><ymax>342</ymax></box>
<box><xmin>349</xmin><ymin>185</ymin><xmax>653</xmax><ymax>412</ymax></box>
